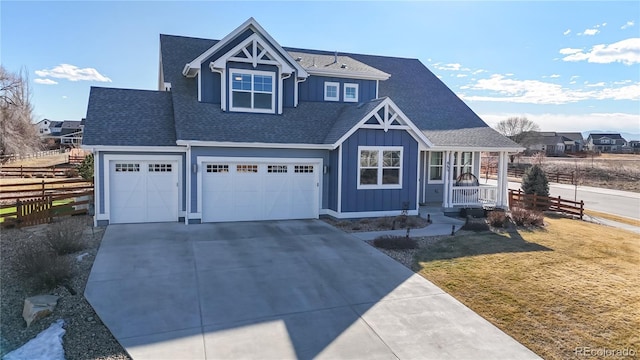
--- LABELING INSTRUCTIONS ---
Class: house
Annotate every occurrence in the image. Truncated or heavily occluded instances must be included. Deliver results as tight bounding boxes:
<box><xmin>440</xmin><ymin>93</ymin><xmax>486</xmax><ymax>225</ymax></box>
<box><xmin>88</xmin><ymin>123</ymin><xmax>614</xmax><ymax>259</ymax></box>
<box><xmin>34</xmin><ymin>118</ymin><xmax>53</xmax><ymax>136</ymax></box>
<box><xmin>49</xmin><ymin>121</ymin><xmax>63</xmax><ymax>136</ymax></box>
<box><xmin>521</xmin><ymin>131</ymin><xmax>584</xmax><ymax>155</ymax></box>
<box><xmin>82</xmin><ymin>18</ymin><xmax>521</xmax><ymax>226</ymax></box>
<box><xmin>60</xmin><ymin>120</ymin><xmax>83</xmax><ymax>145</ymax></box>
<box><xmin>585</xmin><ymin>133</ymin><xmax>627</xmax><ymax>152</ymax></box>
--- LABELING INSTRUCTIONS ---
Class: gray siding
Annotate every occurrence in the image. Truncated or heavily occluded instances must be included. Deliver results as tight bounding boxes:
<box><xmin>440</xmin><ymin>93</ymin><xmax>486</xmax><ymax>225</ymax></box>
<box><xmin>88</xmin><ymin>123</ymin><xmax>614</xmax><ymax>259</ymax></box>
<box><xmin>341</xmin><ymin>129</ymin><xmax>418</xmax><ymax>213</ymax></box>
<box><xmin>189</xmin><ymin>147</ymin><xmax>330</xmax><ymax>214</ymax></box>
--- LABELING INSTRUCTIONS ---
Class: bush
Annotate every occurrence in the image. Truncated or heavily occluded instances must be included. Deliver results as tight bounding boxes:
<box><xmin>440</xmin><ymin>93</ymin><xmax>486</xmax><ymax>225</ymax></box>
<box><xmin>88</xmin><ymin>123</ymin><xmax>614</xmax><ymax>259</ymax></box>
<box><xmin>64</xmin><ymin>168</ymin><xmax>79</xmax><ymax>177</ymax></box>
<box><xmin>522</xmin><ymin>164</ymin><xmax>549</xmax><ymax>197</ymax></box>
<box><xmin>77</xmin><ymin>153</ymin><xmax>94</xmax><ymax>181</ymax></box>
<box><xmin>487</xmin><ymin>211</ymin><xmax>508</xmax><ymax>228</ymax></box>
<box><xmin>373</xmin><ymin>235</ymin><xmax>418</xmax><ymax>250</ymax></box>
<box><xmin>13</xmin><ymin>240</ymin><xmax>72</xmax><ymax>291</ymax></box>
<box><xmin>509</xmin><ymin>207</ymin><xmax>544</xmax><ymax>227</ymax></box>
<box><xmin>461</xmin><ymin>217</ymin><xmax>490</xmax><ymax>232</ymax></box>
<box><xmin>45</xmin><ymin>218</ymin><xmax>86</xmax><ymax>255</ymax></box>
<box><xmin>374</xmin><ymin>217</ymin><xmax>394</xmax><ymax>230</ymax></box>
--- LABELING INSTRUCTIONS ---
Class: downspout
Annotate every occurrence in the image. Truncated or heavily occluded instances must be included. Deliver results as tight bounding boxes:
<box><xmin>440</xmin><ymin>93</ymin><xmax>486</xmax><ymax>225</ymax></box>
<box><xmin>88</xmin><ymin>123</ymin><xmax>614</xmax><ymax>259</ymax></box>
<box><xmin>295</xmin><ymin>77</ymin><xmax>307</xmax><ymax>108</ymax></box>
<box><xmin>209</xmin><ymin>62</ymin><xmax>225</xmax><ymax>111</ymax></box>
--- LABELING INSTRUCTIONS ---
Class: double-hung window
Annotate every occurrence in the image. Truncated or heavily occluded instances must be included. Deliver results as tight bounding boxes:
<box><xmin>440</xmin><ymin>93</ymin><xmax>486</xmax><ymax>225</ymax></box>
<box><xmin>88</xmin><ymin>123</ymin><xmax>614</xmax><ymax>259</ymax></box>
<box><xmin>358</xmin><ymin>146</ymin><xmax>402</xmax><ymax>189</ymax></box>
<box><xmin>230</xmin><ymin>69</ymin><xmax>274</xmax><ymax>113</ymax></box>
<box><xmin>344</xmin><ymin>83</ymin><xmax>358</xmax><ymax>102</ymax></box>
<box><xmin>428</xmin><ymin>152</ymin><xmax>444</xmax><ymax>182</ymax></box>
<box><xmin>324</xmin><ymin>82</ymin><xmax>339</xmax><ymax>101</ymax></box>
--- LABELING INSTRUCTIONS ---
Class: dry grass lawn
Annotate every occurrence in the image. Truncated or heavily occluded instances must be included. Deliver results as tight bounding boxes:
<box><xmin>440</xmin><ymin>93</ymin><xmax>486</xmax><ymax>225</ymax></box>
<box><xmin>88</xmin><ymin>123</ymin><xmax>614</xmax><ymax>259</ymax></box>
<box><xmin>585</xmin><ymin>209</ymin><xmax>640</xmax><ymax>227</ymax></box>
<box><xmin>414</xmin><ymin>217</ymin><xmax>639</xmax><ymax>360</ymax></box>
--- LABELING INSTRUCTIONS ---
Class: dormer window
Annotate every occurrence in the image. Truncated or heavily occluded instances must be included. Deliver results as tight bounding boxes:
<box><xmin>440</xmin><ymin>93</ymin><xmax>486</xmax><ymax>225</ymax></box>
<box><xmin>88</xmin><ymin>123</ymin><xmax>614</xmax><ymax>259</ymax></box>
<box><xmin>324</xmin><ymin>82</ymin><xmax>339</xmax><ymax>101</ymax></box>
<box><xmin>344</xmin><ymin>83</ymin><xmax>359</xmax><ymax>103</ymax></box>
<box><xmin>229</xmin><ymin>69</ymin><xmax>275</xmax><ymax>113</ymax></box>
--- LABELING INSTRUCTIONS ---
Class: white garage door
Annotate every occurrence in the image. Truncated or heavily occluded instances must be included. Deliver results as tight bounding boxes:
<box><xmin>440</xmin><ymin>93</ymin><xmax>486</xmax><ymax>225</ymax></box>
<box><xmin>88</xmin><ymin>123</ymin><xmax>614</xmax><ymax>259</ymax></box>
<box><xmin>109</xmin><ymin>160</ymin><xmax>179</xmax><ymax>224</ymax></box>
<box><xmin>201</xmin><ymin>161</ymin><xmax>319</xmax><ymax>222</ymax></box>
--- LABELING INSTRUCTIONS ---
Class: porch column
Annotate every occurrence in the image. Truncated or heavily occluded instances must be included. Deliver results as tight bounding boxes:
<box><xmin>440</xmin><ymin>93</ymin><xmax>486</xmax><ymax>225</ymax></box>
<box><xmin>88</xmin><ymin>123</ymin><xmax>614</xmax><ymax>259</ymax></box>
<box><xmin>497</xmin><ymin>151</ymin><xmax>509</xmax><ymax>208</ymax></box>
<box><xmin>443</xmin><ymin>151</ymin><xmax>453</xmax><ymax>208</ymax></box>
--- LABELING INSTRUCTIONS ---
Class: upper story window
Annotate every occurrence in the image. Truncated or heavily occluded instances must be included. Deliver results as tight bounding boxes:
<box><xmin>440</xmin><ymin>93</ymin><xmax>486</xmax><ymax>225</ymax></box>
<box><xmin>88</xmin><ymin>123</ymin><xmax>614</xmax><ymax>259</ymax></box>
<box><xmin>324</xmin><ymin>82</ymin><xmax>339</xmax><ymax>101</ymax></box>
<box><xmin>358</xmin><ymin>146</ymin><xmax>403</xmax><ymax>189</ymax></box>
<box><xmin>229</xmin><ymin>69</ymin><xmax>274</xmax><ymax>113</ymax></box>
<box><xmin>344</xmin><ymin>83</ymin><xmax>359</xmax><ymax>103</ymax></box>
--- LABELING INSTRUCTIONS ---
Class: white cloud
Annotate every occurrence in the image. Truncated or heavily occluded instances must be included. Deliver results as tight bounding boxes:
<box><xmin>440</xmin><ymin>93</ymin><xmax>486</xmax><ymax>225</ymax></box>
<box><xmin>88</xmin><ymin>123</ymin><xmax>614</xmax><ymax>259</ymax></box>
<box><xmin>35</xmin><ymin>64</ymin><xmax>112</xmax><ymax>82</ymax></box>
<box><xmin>602</xmin><ymin>22</ymin><xmax>607</xmax><ymax>27</ymax></box>
<box><xmin>460</xmin><ymin>74</ymin><xmax>640</xmax><ymax>104</ymax></box>
<box><xmin>585</xmin><ymin>82</ymin><xmax>606</xmax><ymax>87</ymax></box>
<box><xmin>436</xmin><ymin>63</ymin><xmax>462</xmax><ymax>71</ymax></box>
<box><xmin>480</xmin><ymin>112</ymin><xmax>640</xmax><ymax>134</ymax></box>
<box><xmin>560</xmin><ymin>38</ymin><xmax>640</xmax><ymax>65</ymax></box>
<box><xmin>472</xmin><ymin>69</ymin><xmax>487</xmax><ymax>75</ymax></box>
<box><xmin>559</xmin><ymin>47</ymin><xmax>583</xmax><ymax>55</ymax></box>
<box><xmin>581</xmin><ymin>28</ymin><xmax>600</xmax><ymax>36</ymax></box>
<box><xmin>621</xmin><ymin>20</ymin><xmax>635</xmax><ymax>30</ymax></box>
<box><xmin>456</xmin><ymin>74</ymin><xmax>468</xmax><ymax>78</ymax></box>
<box><xmin>549</xmin><ymin>74</ymin><xmax>561</xmax><ymax>78</ymax></box>
<box><xmin>34</xmin><ymin>78</ymin><xmax>58</xmax><ymax>85</ymax></box>
<box><xmin>563</xmin><ymin>29</ymin><xmax>571</xmax><ymax>35</ymax></box>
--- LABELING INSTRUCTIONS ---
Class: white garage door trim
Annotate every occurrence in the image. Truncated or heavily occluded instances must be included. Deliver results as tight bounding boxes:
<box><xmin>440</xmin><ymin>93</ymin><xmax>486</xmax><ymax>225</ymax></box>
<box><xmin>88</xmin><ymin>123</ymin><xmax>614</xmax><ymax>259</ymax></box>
<box><xmin>197</xmin><ymin>156</ymin><xmax>322</xmax><ymax>222</ymax></box>
<box><xmin>103</xmin><ymin>154</ymin><xmax>183</xmax><ymax>224</ymax></box>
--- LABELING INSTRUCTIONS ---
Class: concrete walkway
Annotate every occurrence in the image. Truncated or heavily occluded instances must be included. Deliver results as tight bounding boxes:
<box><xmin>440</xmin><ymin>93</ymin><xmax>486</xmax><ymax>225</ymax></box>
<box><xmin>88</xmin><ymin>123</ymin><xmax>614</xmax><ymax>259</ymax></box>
<box><xmin>86</xmin><ymin>220</ymin><xmax>539</xmax><ymax>360</ymax></box>
<box><xmin>351</xmin><ymin>210</ymin><xmax>466</xmax><ymax>240</ymax></box>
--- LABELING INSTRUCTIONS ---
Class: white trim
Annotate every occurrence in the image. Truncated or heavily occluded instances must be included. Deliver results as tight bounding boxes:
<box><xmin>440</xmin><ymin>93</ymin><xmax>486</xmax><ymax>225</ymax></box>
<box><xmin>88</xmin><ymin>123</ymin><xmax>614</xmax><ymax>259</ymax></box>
<box><xmin>102</xmin><ymin>154</ymin><xmax>183</xmax><ymax>224</ymax></box>
<box><xmin>197</xmin><ymin>72</ymin><xmax>202</xmax><ymax>102</ymax></box>
<box><xmin>184</xmin><ymin>18</ymin><xmax>308</xmax><ymax>78</ymax></box>
<box><xmin>305</xmin><ymin>68</ymin><xmax>389</xmax><ymax>81</ymax></box>
<box><xmin>196</xmin><ymin>156</ymin><xmax>323</xmax><ymax>218</ymax></box>
<box><xmin>93</xmin><ymin>150</ymin><xmax>100</xmax><ymax>226</ymax></box>
<box><xmin>421</xmin><ymin>151</ymin><xmax>428</xmax><ymax>203</ymax></box>
<box><xmin>211</xmin><ymin>33</ymin><xmax>294</xmax><ymax>75</ymax></box>
<box><xmin>337</xmin><ymin>144</ymin><xmax>342</xmax><ymax>213</ymax></box>
<box><xmin>375</xmin><ymin>80</ymin><xmax>379</xmax><ymax>98</ymax></box>
<box><xmin>430</xmin><ymin>145</ymin><xmax>525</xmax><ymax>152</ymax></box>
<box><xmin>176</xmin><ymin>140</ymin><xmax>333</xmax><ymax>150</ymax></box>
<box><xmin>425</xmin><ymin>150</ymin><xmax>445</xmax><ymax>184</ymax></box>
<box><xmin>185</xmin><ymin>145</ymin><xmax>192</xmax><ymax>225</ymax></box>
<box><xmin>228</xmin><ymin>68</ymin><xmax>276</xmax><ymax>114</ymax></box>
<box><xmin>324</xmin><ymin>81</ymin><xmax>339</xmax><ymax>101</ymax></box>
<box><xmin>343</xmin><ymin>83</ymin><xmax>359</xmax><ymax>103</ymax></box>
<box><xmin>332</xmin><ymin>98</ymin><xmax>434</xmax><ymax>149</ymax></box>
<box><xmin>85</xmin><ymin>145</ymin><xmax>187</xmax><ymax>152</ymax></box>
<box><xmin>415</xmin><ymin>151</ymin><xmax>420</xmax><ymax>211</ymax></box>
<box><xmin>357</xmin><ymin>146</ymin><xmax>403</xmax><ymax>190</ymax></box>
<box><xmin>324</xmin><ymin>209</ymin><xmax>418</xmax><ymax>219</ymax></box>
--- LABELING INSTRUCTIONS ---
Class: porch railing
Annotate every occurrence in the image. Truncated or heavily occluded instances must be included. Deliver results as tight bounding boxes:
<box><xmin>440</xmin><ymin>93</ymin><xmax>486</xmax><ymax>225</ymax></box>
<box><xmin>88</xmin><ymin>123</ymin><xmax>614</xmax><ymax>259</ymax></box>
<box><xmin>451</xmin><ymin>185</ymin><xmax>497</xmax><ymax>207</ymax></box>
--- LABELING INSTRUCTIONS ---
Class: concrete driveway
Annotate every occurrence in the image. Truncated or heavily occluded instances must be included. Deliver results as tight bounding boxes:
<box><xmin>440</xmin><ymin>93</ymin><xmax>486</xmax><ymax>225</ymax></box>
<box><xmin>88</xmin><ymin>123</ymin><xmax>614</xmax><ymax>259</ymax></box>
<box><xmin>85</xmin><ymin>220</ymin><xmax>539</xmax><ymax>360</ymax></box>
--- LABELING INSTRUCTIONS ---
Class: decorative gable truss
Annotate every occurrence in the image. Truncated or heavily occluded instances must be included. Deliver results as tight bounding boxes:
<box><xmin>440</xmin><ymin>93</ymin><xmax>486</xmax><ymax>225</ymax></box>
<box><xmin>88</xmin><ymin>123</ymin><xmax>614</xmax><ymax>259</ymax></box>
<box><xmin>211</xmin><ymin>33</ymin><xmax>293</xmax><ymax>71</ymax></box>
<box><xmin>334</xmin><ymin>98</ymin><xmax>434</xmax><ymax>149</ymax></box>
<box><xmin>361</xmin><ymin>102</ymin><xmax>409</xmax><ymax>132</ymax></box>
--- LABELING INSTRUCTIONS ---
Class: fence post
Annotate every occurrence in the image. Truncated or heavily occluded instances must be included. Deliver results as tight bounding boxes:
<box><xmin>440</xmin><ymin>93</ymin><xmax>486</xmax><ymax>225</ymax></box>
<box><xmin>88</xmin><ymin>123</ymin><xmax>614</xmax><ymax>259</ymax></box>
<box><xmin>16</xmin><ymin>199</ymin><xmax>22</xmax><ymax>224</ymax></box>
<box><xmin>580</xmin><ymin>200</ymin><xmax>584</xmax><ymax>220</ymax></box>
<box><xmin>557</xmin><ymin>196</ymin><xmax>561</xmax><ymax>211</ymax></box>
<box><xmin>41</xmin><ymin>180</ymin><xmax>45</xmax><ymax>196</ymax></box>
<box><xmin>20</xmin><ymin>165</ymin><xmax>23</xmax><ymax>177</ymax></box>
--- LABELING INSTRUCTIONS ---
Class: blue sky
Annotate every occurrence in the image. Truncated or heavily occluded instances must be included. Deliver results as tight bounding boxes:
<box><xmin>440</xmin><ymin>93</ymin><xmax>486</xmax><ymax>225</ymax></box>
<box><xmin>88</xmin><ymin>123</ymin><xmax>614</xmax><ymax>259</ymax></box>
<box><xmin>2</xmin><ymin>1</ymin><xmax>639</xmax><ymax>136</ymax></box>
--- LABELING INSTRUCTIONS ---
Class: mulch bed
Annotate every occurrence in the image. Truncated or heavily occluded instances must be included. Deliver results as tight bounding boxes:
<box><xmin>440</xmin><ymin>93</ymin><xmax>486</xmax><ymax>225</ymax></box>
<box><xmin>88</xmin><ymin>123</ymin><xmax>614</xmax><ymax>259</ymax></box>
<box><xmin>322</xmin><ymin>215</ymin><xmax>430</xmax><ymax>233</ymax></box>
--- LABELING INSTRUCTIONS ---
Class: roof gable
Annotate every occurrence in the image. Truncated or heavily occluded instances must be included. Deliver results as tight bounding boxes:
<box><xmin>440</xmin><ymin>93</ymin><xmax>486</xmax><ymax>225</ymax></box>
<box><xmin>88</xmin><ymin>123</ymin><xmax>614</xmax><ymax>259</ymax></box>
<box><xmin>182</xmin><ymin>18</ymin><xmax>307</xmax><ymax>79</ymax></box>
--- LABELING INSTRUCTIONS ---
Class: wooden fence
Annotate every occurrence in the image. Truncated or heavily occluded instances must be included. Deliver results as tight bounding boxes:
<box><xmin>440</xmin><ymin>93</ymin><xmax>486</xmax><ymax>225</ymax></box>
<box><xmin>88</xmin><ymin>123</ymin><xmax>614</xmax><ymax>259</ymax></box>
<box><xmin>0</xmin><ymin>179</ymin><xmax>93</xmax><ymax>228</ymax></box>
<box><xmin>481</xmin><ymin>166</ymin><xmax>576</xmax><ymax>185</ymax></box>
<box><xmin>508</xmin><ymin>189</ymin><xmax>584</xmax><ymax>219</ymax></box>
<box><xmin>0</xmin><ymin>149</ymin><xmax>66</xmax><ymax>163</ymax></box>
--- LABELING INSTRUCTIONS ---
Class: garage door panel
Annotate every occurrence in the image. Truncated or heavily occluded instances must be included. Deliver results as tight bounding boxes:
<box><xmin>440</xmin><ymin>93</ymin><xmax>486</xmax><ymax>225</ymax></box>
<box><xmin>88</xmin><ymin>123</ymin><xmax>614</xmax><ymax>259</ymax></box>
<box><xmin>109</xmin><ymin>160</ymin><xmax>178</xmax><ymax>224</ymax></box>
<box><xmin>201</xmin><ymin>160</ymin><xmax>318</xmax><ymax>222</ymax></box>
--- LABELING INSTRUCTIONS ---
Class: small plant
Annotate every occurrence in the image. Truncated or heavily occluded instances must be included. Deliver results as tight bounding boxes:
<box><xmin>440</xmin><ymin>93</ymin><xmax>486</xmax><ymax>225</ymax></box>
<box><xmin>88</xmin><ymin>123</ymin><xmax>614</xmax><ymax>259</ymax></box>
<box><xmin>487</xmin><ymin>211</ymin><xmax>508</xmax><ymax>228</ymax></box>
<box><xmin>64</xmin><ymin>168</ymin><xmax>79</xmax><ymax>177</ymax></box>
<box><xmin>45</xmin><ymin>217</ymin><xmax>86</xmax><ymax>255</ymax></box>
<box><xmin>13</xmin><ymin>239</ymin><xmax>72</xmax><ymax>291</ymax></box>
<box><xmin>77</xmin><ymin>153</ymin><xmax>94</xmax><ymax>181</ymax></box>
<box><xmin>373</xmin><ymin>235</ymin><xmax>418</xmax><ymax>250</ymax></box>
<box><xmin>374</xmin><ymin>217</ymin><xmax>393</xmax><ymax>230</ymax></box>
<box><xmin>509</xmin><ymin>206</ymin><xmax>544</xmax><ymax>227</ymax></box>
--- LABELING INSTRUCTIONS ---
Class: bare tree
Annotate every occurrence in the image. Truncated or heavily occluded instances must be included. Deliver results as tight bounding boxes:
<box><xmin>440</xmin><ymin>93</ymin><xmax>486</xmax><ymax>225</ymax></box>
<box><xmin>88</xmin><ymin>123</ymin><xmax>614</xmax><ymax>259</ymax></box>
<box><xmin>495</xmin><ymin>116</ymin><xmax>540</xmax><ymax>144</ymax></box>
<box><xmin>0</xmin><ymin>66</ymin><xmax>42</xmax><ymax>160</ymax></box>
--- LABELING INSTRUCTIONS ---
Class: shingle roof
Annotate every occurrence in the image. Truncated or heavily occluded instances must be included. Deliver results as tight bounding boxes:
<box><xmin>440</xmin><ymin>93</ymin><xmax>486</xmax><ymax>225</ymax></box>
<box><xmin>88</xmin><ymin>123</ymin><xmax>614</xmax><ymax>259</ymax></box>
<box><xmin>85</xmin><ymin>33</ymin><xmax>520</xmax><ymax>149</ymax></box>
<box><xmin>287</xmin><ymin>51</ymin><xmax>390</xmax><ymax>79</ymax></box>
<box><xmin>83</xmin><ymin>87</ymin><xmax>176</xmax><ymax>146</ymax></box>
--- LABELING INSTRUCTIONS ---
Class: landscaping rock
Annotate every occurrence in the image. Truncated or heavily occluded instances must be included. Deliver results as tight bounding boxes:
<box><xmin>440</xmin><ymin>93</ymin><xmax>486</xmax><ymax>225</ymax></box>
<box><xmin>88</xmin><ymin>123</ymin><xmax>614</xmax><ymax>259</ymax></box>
<box><xmin>22</xmin><ymin>295</ymin><xmax>59</xmax><ymax>327</ymax></box>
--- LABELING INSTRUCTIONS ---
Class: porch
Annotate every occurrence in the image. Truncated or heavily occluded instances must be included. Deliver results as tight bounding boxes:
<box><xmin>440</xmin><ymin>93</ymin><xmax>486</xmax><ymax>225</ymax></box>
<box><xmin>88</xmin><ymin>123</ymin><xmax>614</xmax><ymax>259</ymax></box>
<box><xmin>419</xmin><ymin>150</ymin><xmax>512</xmax><ymax>211</ymax></box>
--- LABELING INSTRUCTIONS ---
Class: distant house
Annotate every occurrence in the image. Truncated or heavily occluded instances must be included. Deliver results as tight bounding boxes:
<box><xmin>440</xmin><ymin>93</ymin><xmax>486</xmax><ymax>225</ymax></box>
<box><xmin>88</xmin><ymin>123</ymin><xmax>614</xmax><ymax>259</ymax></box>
<box><xmin>34</xmin><ymin>119</ymin><xmax>53</xmax><ymax>136</ymax></box>
<box><xmin>521</xmin><ymin>131</ymin><xmax>584</xmax><ymax>155</ymax></box>
<box><xmin>585</xmin><ymin>133</ymin><xmax>627</xmax><ymax>153</ymax></box>
<box><xmin>60</xmin><ymin>120</ymin><xmax>83</xmax><ymax>145</ymax></box>
<box><xmin>49</xmin><ymin>121</ymin><xmax>63</xmax><ymax>136</ymax></box>
<box><xmin>628</xmin><ymin>140</ymin><xmax>640</xmax><ymax>153</ymax></box>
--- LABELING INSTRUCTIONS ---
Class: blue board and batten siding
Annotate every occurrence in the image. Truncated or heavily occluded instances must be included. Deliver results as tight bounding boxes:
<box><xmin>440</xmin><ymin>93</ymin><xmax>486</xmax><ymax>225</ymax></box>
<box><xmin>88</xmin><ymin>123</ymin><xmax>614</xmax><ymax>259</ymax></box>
<box><xmin>328</xmin><ymin>149</ymin><xmax>340</xmax><ymax>211</ymax></box>
<box><xmin>298</xmin><ymin>76</ymin><xmax>376</xmax><ymax>103</ymax></box>
<box><xmin>341</xmin><ymin>129</ymin><xmax>418</xmax><ymax>213</ymax></box>
<box><xmin>189</xmin><ymin>147</ymin><xmax>331</xmax><ymax>214</ymax></box>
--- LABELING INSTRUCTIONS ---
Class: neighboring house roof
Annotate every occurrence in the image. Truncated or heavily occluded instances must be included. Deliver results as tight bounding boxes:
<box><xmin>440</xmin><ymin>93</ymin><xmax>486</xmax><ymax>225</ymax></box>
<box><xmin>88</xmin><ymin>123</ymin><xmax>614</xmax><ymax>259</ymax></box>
<box><xmin>588</xmin><ymin>133</ymin><xmax>625</xmax><ymax>140</ymax></box>
<box><xmin>556</xmin><ymin>132</ymin><xmax>583</xmax><ymax>142</ymax></box>
<box><xmin>61</xmin><ymin>120</ymin><xmax>82</xmax><ymax>130</ymax></box>
<box><xmin>50</xmin><ymin>121</ymin><xmax>63</xmax><ymax>128</ymax></box>
<box><xmin>85</xmin><ymin>29</ymin><xmax>521</xmax><ymax>150</ymax></box>
<box><xmin>83</xmin><ymin>88</ymin><xmax>176</xmax><ymax>146</ymax></box>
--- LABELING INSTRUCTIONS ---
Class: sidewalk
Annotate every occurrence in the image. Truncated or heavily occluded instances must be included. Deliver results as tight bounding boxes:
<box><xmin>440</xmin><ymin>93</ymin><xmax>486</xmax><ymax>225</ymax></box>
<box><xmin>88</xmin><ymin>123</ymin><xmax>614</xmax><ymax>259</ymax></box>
<box><xmin>583</xmin><ymin>215</ymin><xmax>640</xmax><ymax>234</ymax></box>
<box><xmin>351</xmin><ymin>211</ymin><xmax>465</xmax><ymax>241</ymax></box>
